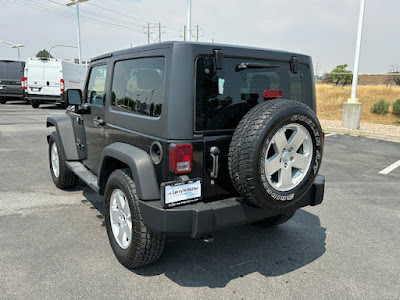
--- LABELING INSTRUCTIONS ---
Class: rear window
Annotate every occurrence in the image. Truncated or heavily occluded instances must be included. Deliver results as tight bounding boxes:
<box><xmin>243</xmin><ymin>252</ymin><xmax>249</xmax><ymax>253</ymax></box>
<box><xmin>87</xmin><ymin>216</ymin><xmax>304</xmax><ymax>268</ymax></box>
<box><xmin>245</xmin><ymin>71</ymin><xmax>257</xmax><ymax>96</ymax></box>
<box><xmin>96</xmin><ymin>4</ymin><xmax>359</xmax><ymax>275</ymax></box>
<box><xmin>195</xmin><ymin>56</ymin><xmax>312</xmax><ymax>131</ymax></box>
<box><xmin>0</xmin><ymin>62</ymin><xmax>23</xmax><ymax>80</ymax></box>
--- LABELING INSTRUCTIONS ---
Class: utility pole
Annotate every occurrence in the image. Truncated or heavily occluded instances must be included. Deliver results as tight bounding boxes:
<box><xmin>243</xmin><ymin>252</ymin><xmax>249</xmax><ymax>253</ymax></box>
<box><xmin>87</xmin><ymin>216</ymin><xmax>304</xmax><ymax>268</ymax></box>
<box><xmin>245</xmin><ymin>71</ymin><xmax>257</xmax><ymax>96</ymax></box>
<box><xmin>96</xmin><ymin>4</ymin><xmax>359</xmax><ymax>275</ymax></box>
<box><xmin>315</xmin><ymin>62</ymin><xmax>319</xmax><ymax>80</ymax></box>
<box><xmin>196</xmin><ymin>25</ymin><xmax>199</xmax><ymax>42</ymax></box>
<box><xmin>66</xmin><ymin>0</ymin><xmax>88</xmax><ymax>65</ymax></box>
<box><xmin>147</xmin><ymin>23</ymin><xmax>150</xmax><ymax>44</ymax></box>
<box><xmin>342</xmin><ymin>0</ymin><xmax>366</xmax><ymax>129</ymax></box>
<box><xmin>184</xmin><ymin>25</ymin><xmax>186</xmax><ymax>41</ymax></box>
<box><xmin>159</xmin><ymin>23</ymin><xmax>161</xmax><ymax>43</ymax></box>
<box><xmin>187</xmin><ymin>0</ymin><xmax>192</xmax><ymax>41</ymax></box>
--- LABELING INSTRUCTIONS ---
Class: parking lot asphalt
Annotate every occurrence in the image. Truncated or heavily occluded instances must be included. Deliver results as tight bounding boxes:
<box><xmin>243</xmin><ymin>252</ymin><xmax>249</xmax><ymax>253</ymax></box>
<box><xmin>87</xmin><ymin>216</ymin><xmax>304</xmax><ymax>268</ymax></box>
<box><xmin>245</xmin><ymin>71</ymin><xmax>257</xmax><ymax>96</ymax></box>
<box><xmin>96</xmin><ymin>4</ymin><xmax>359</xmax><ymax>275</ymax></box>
<box><xmin>1</xmin><ymin>102</ymin><xmax>399</xmax><ymax>300</ymax></box>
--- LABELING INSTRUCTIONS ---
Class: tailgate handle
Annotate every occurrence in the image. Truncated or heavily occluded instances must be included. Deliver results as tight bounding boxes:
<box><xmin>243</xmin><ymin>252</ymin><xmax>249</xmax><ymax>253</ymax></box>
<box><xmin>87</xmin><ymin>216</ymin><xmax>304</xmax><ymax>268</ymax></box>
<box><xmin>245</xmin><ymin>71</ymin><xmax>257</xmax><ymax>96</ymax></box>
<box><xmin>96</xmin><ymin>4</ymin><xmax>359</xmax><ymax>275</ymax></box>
<box><xmin>210</xmin><ymin>146</ymin><xmax>220</xmax><ymax>179</ymax></box>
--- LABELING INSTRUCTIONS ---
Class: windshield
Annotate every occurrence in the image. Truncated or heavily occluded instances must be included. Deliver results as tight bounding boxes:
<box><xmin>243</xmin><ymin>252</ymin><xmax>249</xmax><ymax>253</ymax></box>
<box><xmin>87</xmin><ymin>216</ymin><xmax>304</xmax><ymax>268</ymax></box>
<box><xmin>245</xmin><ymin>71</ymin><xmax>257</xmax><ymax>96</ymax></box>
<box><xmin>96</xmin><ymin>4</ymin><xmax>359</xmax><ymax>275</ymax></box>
<box><xmin>195</xmin><ymin>56</ymin><xmax>312</xmax><ymax>131</ymax></box>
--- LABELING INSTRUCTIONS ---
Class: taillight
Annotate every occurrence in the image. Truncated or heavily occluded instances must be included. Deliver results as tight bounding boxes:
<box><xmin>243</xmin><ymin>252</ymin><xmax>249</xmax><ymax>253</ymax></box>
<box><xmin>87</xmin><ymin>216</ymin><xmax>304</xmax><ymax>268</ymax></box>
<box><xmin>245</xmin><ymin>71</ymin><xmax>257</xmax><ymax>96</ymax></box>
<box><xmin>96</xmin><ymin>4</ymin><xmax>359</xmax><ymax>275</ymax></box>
<box><xmin>21</xmin><ymin>77</ymin><xmax>27</xmax><ymax>89</ymax></box>
<box><xmin>323</xmin><ymin>132</ymin><xmax>325</xmax><ymax>144</ymax></box>
<box><xmin>60</xmin><ymin>79</ymin><xmax>65</xmax><ymax>92</ymax></box>
<box><xmin>263</xmin><ymin>90</ymin><xmax>282</xmax><ymax>99</ymax></box>
<box><xmin>169</xmin><ymin>144</ymin><xmax>193</xmax><ymax>174</ymax></box>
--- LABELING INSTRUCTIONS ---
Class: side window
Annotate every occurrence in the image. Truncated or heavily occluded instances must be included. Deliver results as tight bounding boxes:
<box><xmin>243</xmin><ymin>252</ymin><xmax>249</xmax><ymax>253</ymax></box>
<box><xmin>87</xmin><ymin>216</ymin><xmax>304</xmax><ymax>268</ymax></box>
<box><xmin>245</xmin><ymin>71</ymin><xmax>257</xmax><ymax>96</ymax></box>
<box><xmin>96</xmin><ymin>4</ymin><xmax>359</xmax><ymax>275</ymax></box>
<box><xmin>86</xmin><ymin>64</ymin><xmax>107</xmax><ymax>106</ymax></box>
<box><xmin>111</xmin><ymin>57</ymin><xmax>165</xmax><ymax>117</ymax></box>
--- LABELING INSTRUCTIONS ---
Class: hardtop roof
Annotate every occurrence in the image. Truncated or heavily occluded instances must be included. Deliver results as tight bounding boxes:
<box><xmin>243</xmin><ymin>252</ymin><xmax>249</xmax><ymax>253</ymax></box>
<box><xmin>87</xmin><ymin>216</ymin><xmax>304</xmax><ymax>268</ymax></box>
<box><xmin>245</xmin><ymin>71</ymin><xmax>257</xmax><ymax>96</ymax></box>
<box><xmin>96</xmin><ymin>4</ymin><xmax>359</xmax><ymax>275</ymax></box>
<box><xmin>91</xmin><ymin>41</ymin><xmax>310</xmax><ymax>62</ymax></box>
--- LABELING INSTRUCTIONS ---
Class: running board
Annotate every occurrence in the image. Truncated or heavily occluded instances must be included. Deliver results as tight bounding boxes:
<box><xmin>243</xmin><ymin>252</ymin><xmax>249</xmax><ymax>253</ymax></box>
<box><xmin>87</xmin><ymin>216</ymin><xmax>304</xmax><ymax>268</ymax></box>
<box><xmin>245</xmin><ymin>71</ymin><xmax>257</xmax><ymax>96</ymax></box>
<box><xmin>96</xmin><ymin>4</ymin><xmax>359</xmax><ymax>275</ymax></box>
<box><xmin>66</xmin><ymin>161</ymin><xmax>100</xmax><ymax>193</ymax></box>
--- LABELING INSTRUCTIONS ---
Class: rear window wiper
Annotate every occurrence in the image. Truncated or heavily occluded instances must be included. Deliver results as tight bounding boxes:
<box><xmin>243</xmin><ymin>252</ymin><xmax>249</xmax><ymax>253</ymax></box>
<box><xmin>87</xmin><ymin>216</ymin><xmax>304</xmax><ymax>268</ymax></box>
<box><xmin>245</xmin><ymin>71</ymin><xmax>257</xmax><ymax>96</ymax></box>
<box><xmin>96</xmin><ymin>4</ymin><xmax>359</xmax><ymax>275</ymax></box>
<box><xmin>236</xmin><ymin>62</ymin><xmax>279</xmax><ymax>71</ymax></box>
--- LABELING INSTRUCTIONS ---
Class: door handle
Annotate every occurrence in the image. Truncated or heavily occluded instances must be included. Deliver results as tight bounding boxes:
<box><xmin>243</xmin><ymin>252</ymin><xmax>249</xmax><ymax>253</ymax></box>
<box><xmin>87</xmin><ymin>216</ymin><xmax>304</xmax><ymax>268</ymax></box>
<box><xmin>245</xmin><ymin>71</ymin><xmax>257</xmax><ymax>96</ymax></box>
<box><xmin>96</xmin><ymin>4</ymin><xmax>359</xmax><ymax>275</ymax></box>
<box><xmin>210</xmin><ymin>146</ymin><xmax>220</xmax><ymax>179</ymax></box>
<box><xmin>93</xmin><ymin>117</ymin><xmax>105</xmax><ymax>126</ymax></box>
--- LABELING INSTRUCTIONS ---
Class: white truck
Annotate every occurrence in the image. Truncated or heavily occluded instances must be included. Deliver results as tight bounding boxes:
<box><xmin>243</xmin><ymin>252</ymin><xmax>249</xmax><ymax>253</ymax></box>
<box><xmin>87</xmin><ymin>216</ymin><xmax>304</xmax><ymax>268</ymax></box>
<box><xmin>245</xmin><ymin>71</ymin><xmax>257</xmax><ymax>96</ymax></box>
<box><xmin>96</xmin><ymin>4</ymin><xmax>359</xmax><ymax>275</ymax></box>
<box><xmin>24</xmin><ymin>58</ymin><xmax>87</xmax><ymax>108</ymax></box>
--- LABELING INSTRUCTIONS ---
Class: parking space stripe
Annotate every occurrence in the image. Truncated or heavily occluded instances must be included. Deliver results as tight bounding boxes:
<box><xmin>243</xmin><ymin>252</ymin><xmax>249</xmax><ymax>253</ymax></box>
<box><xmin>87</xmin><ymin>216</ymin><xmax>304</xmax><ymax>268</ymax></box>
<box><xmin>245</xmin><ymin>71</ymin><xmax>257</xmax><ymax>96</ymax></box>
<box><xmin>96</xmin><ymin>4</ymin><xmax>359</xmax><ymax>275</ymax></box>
<box><xmin>379</xmin><ymin>160</ymin><xmax>400</xmax><ymax>175</ymax></box>
<box><xmin>325</xmin><ymin>133</ymin><xmax>336</xmax><ymax>137</ymax></box>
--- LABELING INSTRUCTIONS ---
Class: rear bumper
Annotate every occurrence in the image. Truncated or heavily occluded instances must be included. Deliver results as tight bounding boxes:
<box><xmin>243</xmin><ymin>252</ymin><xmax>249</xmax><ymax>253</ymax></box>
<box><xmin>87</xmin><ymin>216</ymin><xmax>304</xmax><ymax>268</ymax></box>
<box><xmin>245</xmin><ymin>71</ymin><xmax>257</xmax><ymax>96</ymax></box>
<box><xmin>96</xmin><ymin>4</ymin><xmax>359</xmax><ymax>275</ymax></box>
<box><xmin>139</xmin><ymin>174</ymin><xmax>325</xmax><ymax>238</ymax></box>
<box><xmin>27</xmin><ymin>94</ymin><xmax>64</xmax><ymax>103</ymax></box>
<box><xmin>0</xmin><ymin>88</ymin><xmax>24</xmax><ymax>99</ymax></box>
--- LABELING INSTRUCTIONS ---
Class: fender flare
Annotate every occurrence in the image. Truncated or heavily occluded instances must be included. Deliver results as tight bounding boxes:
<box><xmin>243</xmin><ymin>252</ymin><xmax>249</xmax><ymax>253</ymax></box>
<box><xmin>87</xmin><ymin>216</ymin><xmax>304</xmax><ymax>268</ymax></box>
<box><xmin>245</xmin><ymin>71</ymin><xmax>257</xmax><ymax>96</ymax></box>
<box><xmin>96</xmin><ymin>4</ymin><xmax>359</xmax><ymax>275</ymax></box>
<box><xmin>99</xmin><ymin>142</ymin><xmax>160</xmax><ymax>200</ymax></box>
<box><xmin>47</xmin><ymin>115</ymin><xmax>79</xmax><ymax>160</ymax></box>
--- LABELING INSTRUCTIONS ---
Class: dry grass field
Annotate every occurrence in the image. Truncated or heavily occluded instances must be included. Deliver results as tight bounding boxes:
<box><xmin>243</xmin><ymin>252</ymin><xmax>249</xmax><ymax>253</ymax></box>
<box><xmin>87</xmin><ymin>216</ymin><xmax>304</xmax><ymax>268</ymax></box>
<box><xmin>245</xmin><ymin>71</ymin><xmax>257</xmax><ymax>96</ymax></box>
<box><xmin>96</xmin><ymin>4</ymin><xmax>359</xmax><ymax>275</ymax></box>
<box><xmin>316</xmin><ymin>84</ymin><xmax>400</xmax><ymax>125</ymax></box>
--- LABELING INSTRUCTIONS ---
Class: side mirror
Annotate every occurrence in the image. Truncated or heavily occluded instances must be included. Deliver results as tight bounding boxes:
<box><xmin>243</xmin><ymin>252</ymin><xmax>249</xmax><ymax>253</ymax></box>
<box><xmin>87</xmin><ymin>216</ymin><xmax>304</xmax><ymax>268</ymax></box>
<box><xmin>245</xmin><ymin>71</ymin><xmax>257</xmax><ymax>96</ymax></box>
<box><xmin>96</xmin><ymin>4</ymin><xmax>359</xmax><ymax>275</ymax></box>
<box><xmin>66</xmin><ymin>89</ymin><xmax>83</xmax><ymax>105</ymax></box>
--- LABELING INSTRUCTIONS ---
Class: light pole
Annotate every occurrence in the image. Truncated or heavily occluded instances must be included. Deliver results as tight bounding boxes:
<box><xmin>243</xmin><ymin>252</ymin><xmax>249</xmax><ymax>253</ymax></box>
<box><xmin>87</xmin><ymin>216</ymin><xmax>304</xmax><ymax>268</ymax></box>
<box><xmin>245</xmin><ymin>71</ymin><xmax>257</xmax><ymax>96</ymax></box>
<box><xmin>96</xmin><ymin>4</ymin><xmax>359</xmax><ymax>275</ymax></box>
<box><xmin>187</xmin><ymin>0</ymin><xmax>192</xmax><ymax>41</ymax></box>
<box><xmin>49</xmin><ymin>44</ymin><xmax>78</xmax><ymax>58</ymax></box>
<box><xmin>66</xmin><ymin>0</ymin><xmax>88</xmax><ymax>65</ymax></box>
<box><xmin>342</xmin><ymin>0</ymin><xmax>366</xmax><ymax>129</ymax></box>
<box><xmin>1</xmin><ymin>40</ymin><xmax>25</xmax><ymax>62</ymax></box>
<box><xmin>350</xmin><ymin>0</ymin><xmax>366</xmax><ymax>101</ymax></box>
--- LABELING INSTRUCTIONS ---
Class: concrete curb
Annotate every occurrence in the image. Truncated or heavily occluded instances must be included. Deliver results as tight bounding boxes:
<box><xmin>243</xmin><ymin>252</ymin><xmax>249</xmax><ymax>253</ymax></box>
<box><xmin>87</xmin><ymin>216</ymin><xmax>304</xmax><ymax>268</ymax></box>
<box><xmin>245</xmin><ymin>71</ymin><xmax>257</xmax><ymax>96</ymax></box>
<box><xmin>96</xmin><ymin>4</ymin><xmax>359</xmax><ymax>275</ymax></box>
<box><xmin>322</xmin><ymin>127</ymin><xmax>400</xmax><ymax>143</ymax></box>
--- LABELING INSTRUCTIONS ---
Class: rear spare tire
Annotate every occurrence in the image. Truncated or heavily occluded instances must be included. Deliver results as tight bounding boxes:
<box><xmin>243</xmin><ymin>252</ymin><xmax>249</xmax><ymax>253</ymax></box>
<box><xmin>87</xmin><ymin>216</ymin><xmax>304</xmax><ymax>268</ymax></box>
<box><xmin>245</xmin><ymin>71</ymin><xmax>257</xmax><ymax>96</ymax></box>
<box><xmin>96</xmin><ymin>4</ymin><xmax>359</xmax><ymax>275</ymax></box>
<box><xmin>228</xmin><ymin>100</ymin><xmax>323</xmax><ymax>209</ymax></box>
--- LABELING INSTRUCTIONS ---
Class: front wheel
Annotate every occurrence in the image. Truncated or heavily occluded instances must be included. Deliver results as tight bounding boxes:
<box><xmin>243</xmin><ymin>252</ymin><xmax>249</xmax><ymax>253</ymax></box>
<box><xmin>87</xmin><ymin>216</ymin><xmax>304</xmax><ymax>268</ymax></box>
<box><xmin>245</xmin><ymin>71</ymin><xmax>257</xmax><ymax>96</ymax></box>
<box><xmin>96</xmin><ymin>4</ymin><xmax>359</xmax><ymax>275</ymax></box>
<box><xmin>0</xmin><ymin>98</ymin><xmax>7</xmax><ymax>104</ymax></box>
<box><xmin>48</xmin><ymin>132</ymin><xmax>79</xmax><ymax>189</ymax></box>
<box><xmin>104</xmin><ymin>169</ymin><xmax>165</xmax><ymax>269</ymax></box>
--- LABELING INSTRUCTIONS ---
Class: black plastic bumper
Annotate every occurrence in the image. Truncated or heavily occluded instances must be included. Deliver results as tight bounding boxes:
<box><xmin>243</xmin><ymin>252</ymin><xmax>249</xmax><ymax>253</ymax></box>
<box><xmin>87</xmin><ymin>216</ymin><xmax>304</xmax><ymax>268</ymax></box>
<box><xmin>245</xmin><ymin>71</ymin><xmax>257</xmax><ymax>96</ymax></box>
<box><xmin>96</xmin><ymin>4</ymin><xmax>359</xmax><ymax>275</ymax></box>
<box><xmin>139</xmin><ymin>174</ymin><xmax>325</xmax><ymax>238</ymax></box>
<box><xmin>27</xmin><ymin>94</ymin><xmax>63</xmax><ymax>103</ymax></box>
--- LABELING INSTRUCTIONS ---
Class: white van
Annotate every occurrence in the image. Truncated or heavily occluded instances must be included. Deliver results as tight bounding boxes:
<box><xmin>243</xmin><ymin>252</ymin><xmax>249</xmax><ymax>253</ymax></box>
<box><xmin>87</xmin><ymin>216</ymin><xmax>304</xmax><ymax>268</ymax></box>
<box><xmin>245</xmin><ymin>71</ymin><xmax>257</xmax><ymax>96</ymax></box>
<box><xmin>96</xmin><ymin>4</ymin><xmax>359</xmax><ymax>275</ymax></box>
<box><xmin>24</xmin><ymin>58</ymin><xmax>87</xmax><ymax>108</ymax></box>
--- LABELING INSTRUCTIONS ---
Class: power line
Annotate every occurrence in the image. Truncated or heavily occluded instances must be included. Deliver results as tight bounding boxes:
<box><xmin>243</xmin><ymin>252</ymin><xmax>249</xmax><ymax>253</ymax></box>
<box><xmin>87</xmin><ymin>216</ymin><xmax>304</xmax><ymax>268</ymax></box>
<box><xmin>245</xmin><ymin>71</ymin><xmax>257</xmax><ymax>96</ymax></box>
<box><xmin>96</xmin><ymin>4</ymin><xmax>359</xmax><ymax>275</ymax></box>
<box><xmin>7</xmin><ymin>0</ymin><xmax>146</xmax><ymax>33</ymax></box>
<box><xmin>86</xmin><ymin>2</ymin><xmax>149</xmax><ymax>24</ymax></box>
<box><xmin>48</xmin><ymin>0</ymin><xmax>145</xmax><ymax>30</ymax></box>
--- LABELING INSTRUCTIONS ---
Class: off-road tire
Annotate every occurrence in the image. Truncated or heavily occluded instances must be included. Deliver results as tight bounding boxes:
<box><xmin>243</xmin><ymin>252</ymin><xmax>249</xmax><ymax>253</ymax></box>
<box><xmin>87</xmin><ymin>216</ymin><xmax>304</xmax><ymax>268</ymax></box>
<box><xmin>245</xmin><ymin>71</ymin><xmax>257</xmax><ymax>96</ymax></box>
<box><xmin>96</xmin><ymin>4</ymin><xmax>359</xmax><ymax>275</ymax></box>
<box><xmin>48</xmin><ymin>132</ymin><xmax>79</xmax><ymax>189</ymax></box>
<box><xmin>228</xmin><ymin>100</ymin><xmax>323</xmax><ymax>209</ymax></box>
<box><xmin>0</xmin><ymin>98</ymin><xmax>7</xmax><ymax>104</ymax></box>
<box><xmin>104</xmin><ymin>169</ymin><xmax>166</xmax><ymax>269</ymax></box>
<box><xmin>255</xmin><ymin>210</ymin><xmax>297</xmax><ymax>227</ymax></box>
<box><xmin>31</xmin><ymin>99</ymin><xmax>39</xmax><ymax>108</ymax></box>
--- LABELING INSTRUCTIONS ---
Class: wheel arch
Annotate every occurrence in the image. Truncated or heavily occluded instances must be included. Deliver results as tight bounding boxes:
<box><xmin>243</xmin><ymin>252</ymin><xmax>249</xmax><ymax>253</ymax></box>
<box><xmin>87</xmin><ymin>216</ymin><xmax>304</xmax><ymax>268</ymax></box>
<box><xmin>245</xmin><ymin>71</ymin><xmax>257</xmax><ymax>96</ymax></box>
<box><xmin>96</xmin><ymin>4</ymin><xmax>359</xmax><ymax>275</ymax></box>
<box><xmin>98</xmin><ymin>142</ymin><xmax>160</xmax><ymax>200</ymax></box>
<box><xmin>46</xmin><ymin>115</ymin><xmax>79</xmax><ymax>160</ymax></box>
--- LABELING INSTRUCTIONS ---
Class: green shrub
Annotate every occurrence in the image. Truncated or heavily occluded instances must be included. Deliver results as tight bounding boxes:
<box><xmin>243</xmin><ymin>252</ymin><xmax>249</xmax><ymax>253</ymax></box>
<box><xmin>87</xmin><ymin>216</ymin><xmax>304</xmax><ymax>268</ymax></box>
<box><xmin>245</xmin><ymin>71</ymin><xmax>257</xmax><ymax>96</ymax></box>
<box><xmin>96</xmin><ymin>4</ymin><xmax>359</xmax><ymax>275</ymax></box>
<box><xmin>392</xmin><ymin>98</ymin><xmax>400</xmax><ymax>115</ymax></box>
<box><xmin>370</xmin><ymin>99</ymin><xmax>390</xmax><ymax>114</ymax></box>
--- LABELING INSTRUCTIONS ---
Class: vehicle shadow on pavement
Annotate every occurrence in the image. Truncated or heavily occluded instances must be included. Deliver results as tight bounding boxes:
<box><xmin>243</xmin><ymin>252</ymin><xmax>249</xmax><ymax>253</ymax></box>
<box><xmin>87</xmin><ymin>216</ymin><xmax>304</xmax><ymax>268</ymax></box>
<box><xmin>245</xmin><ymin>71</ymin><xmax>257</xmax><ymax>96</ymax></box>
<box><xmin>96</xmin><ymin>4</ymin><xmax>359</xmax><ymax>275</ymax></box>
<box><xmin>134</xmin><ymin>209</ymin><xmax>326</xmax><ymax>288</ymax></box>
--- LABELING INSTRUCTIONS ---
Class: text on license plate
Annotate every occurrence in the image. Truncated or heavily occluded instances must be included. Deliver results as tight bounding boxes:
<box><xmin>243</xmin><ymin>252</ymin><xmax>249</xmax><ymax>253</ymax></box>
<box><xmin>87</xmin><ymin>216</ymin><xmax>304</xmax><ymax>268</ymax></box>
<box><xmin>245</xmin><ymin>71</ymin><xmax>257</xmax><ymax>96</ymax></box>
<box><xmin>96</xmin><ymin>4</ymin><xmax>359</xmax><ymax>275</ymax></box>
<box><xmin>163</xmin><ymin>180</ymin><xmax>201</xmax><ymax>208</ymax></box>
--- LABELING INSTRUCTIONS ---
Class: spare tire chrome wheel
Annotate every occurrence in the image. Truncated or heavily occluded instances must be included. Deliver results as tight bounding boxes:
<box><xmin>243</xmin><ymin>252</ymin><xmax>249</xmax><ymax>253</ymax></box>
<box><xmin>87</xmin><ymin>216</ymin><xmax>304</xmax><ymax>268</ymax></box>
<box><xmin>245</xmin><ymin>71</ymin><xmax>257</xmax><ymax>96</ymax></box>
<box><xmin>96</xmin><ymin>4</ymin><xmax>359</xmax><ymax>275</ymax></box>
<box><xmin>265</xmin><ymin>123</ymin><xmax>313</xmax><ymax>192</ymax></box>
<box><xmin>228</xmin><ymin>100</ymin><xmax>323</xmax><ymax>209</ymax></box>
<box><xmin>109</xmin><ymin>189</ymin><xmax>132</xmax><ymax>249</ymax></box>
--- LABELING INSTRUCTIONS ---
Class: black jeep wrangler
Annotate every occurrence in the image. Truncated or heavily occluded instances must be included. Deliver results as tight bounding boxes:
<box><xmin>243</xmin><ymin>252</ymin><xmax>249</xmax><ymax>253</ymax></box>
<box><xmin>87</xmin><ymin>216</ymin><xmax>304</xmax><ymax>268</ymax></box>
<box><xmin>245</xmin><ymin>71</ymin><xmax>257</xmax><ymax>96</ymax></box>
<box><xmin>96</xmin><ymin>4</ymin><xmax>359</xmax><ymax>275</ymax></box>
<box><xmin>47</xmin><ymin>42</ymin><xmax>324</xmax><ymax>268</ymax></box>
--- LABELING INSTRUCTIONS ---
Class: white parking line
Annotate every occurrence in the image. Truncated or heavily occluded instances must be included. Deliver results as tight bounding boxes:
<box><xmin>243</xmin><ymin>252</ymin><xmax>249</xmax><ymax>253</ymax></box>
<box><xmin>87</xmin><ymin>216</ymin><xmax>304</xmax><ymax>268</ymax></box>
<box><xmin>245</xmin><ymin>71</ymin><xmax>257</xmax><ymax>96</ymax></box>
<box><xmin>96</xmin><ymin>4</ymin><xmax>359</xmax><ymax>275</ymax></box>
<box><xmin>379</xmin><ymin>160</ymin><xmax>400</xmax><ymax>175</ymax></box>
<box><xmin>325</xmin><ymin>133</ymin><xmax>336</xmax><ymax>137</ymax></box>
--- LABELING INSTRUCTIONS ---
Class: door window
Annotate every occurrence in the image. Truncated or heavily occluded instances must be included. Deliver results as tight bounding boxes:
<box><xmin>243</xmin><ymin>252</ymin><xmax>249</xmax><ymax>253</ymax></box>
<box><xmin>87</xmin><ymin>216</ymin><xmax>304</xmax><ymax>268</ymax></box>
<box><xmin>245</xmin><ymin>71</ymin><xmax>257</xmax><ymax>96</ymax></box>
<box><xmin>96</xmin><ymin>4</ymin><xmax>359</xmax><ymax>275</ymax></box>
<box><xmin>111</xmin><ymin>57</ymin><xmax>165</xmax><ymax>117</ymax></box>
<box><xmin>86</xmin><ymin>64</ymin><xmax>107</xmax><ymax>107</ymax></box>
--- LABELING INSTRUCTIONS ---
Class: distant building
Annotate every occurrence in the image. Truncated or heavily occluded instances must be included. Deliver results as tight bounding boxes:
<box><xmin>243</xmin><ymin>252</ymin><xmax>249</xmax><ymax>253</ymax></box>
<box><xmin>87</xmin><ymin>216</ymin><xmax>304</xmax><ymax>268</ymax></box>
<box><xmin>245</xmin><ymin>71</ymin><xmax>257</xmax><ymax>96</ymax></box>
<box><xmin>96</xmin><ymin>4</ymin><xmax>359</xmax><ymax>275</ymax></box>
<box><xmin>317</xmin><ymin>73</ymin><xmax>400</xmax><ymax>85</ymax></box>
<box><xmin>358</xmin><ymin>73</ymin><xmax>400</xmax><ymax>85</ymax></box>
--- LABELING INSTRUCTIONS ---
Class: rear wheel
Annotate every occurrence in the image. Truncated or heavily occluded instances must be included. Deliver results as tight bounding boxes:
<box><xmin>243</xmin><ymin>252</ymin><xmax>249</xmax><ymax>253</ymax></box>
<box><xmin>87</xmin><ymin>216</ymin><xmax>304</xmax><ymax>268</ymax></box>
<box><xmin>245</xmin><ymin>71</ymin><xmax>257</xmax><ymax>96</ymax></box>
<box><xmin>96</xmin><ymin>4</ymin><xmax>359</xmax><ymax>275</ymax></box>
<box><xmin>104</xmin><ymin>169</ymin><xmax>165</xmax><ymax>269</ymax></box>
<box><xmin>31</xmin><ymin>99</ymin><xmax>39</xmax><ymax>108</ymax></box>
<box><xmin>48</xmin><ymin>132</ymin><xmax>79</xmax><ymax>189</ymax></box>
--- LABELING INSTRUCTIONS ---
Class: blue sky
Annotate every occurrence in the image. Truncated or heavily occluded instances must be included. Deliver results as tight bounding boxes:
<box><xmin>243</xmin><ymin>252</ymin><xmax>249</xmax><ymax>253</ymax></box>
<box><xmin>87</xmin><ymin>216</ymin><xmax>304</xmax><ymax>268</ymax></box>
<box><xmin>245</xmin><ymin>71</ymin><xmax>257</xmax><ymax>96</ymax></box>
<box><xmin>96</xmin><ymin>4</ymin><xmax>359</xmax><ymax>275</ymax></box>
<box><xmin>1</xmin><ymin>0</ymin><xmax>399</xmax><ymax>74</ymax></box>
